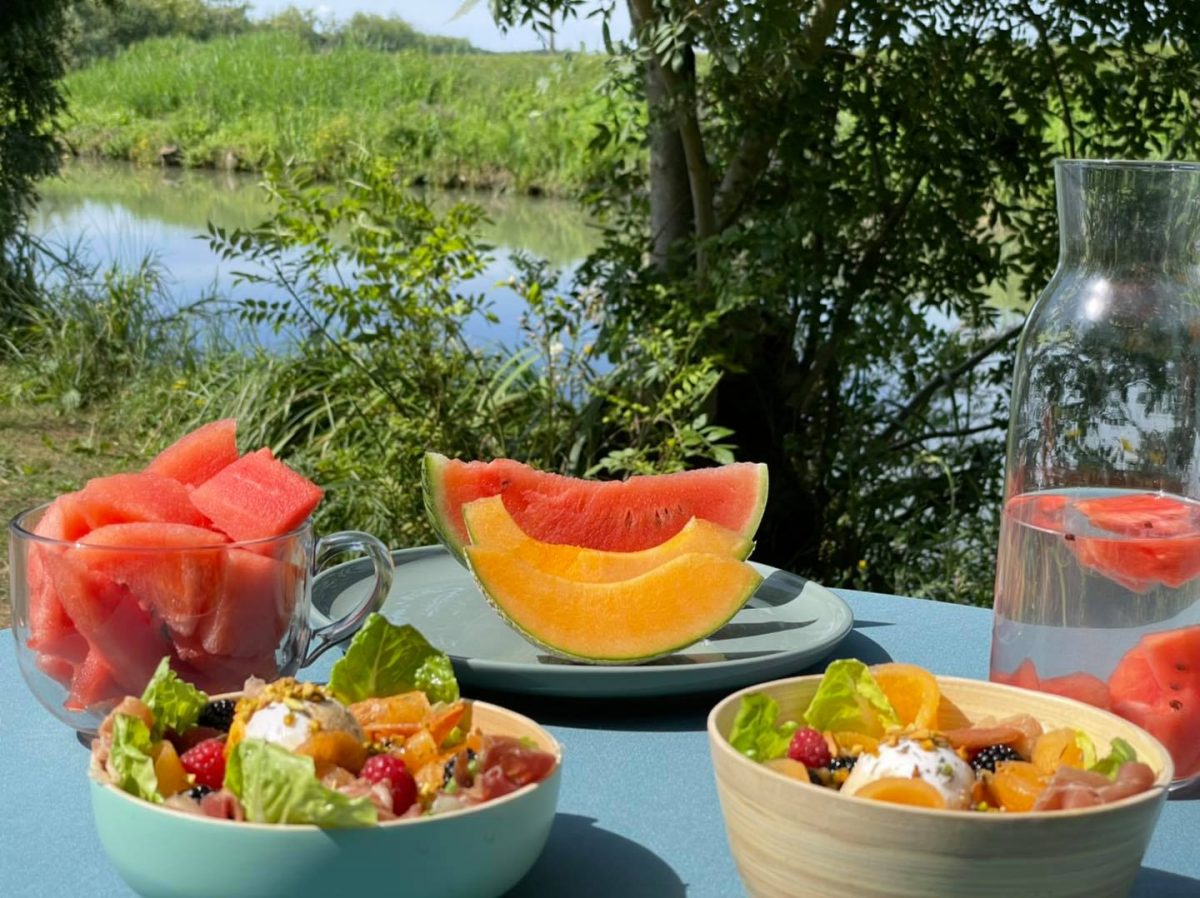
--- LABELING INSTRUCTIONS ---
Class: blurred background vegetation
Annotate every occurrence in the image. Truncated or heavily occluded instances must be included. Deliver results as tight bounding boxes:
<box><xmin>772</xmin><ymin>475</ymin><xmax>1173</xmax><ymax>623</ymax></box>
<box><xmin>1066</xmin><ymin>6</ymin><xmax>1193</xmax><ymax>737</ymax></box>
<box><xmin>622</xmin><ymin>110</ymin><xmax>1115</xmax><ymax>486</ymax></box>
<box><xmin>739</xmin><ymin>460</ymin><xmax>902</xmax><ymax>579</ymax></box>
<box><xmin>4</xmin><ymin>0</ymin><xmax>1200</xmax><ymax>625</ymax></box>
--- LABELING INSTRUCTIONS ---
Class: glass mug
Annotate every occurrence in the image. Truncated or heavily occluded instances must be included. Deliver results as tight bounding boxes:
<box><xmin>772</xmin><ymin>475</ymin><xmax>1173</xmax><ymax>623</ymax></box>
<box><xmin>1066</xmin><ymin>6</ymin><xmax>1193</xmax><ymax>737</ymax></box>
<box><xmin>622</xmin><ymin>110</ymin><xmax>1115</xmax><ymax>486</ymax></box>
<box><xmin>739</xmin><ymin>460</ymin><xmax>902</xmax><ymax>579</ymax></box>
<box><xmin>9</xmin><ymin>504</ymin><xmax>394</xmax><ymax>733</ymax></box>
<box><xmin>991</xmin><ymin>159</ymin><xmax>1200</xmax><ymax>786</ymax></box>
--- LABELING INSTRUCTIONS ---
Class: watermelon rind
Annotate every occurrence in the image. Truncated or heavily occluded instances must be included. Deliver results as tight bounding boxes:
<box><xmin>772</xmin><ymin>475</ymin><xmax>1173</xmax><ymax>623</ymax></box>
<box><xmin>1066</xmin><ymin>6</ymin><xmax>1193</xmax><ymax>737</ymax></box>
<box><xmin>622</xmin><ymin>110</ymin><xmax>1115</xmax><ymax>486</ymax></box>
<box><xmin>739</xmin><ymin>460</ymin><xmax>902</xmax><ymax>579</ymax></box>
<box><xmin>422</xmin><ymin>452</ymin><xmax>469</xmax><ymax>565</ymax></box>
<box><xmin>422</xmin><ymin>452</ymin><xmax>769</xmax><ymax>567</ymax></box>
<box><xmin>465</xmin><ymin>549</ymin><xmax>763</xmax><ymax>665</ymax></box>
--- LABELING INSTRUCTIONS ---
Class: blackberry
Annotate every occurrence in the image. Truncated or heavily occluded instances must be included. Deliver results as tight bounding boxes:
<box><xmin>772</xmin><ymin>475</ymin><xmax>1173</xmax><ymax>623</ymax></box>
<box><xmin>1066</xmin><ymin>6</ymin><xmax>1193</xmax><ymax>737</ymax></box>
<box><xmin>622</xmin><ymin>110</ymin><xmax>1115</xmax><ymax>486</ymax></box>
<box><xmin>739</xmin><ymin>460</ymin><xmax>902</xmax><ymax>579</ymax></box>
<box><xmin>971</xmin><ymin>743</ymin><xmax>1022</xmax><ymax>774</ymax></box>
<box><xmin>186</xmin><ymin>784</ymin><xmax>214</xmax><ymax>801</ymax></box>
<box><xmin>827</xmin><ymin>755</ymin><xmax>857</xmax><ymax>773</ymax></box>
<box><xmin>442</xmin><ymin>748</ymin><xmax>478</xmax><ymax>786</ymax></box>
<box><xmin>197</xmin><ymin>698</ymin><xmax>237</xmax><ymax>732</ymax></box>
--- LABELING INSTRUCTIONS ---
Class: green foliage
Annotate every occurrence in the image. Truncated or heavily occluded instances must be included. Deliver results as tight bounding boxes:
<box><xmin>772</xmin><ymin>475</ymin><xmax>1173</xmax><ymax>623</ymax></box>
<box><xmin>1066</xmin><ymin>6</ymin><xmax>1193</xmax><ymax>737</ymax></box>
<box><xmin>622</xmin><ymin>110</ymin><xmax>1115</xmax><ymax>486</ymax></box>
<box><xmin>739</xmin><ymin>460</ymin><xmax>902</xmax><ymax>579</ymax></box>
<box><xmin>60</xmin><ymin>31</ymin><xmax>605</xmax><ymax>190</ymax></box>
<box><xmin>492</xmin><ymin>0</ymin><xmax>1200</xmax><ymax>605</ymax></box>
<box><xmin>2</xmin><ymin>254</ymin><xmax>206</xmax><ymax>412</ymax></box>
<box><xmin>0</xmin><ymin>0</ymin><xmax>75</xmax><ymax>301</ymax></box>
<box><xmin>67</xmin><ymin>0</ymin><xmax>250</xmax><ymax>65</ymax></box>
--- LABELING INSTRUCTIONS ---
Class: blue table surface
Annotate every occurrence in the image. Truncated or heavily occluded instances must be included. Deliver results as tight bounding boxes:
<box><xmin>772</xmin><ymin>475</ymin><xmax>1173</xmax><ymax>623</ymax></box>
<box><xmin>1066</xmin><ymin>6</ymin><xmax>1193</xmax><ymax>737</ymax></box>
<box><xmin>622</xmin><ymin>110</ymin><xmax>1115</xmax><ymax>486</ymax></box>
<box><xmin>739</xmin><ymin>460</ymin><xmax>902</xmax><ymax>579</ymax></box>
<box><xmin>2</xmin><ymin>590</ymin><xmax>1198</xmax><ymax>898</ymax></box>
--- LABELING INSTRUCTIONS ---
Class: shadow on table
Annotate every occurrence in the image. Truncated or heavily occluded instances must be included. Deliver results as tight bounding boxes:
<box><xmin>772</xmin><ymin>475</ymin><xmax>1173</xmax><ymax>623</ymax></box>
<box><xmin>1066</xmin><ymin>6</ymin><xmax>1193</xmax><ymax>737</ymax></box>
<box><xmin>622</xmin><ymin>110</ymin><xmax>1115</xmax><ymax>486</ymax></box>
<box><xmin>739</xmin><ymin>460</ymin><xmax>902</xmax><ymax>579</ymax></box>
<box><xmin>468</xmin><ymin>626</ymin><xmax>894</xmax><ymax>733</ymax></box>
<box><xmin>507</xmin><ymin>813</ymin><xmax>686</xmax><ymax>898</ymax></box>
<box><xmin>1133</xmin><ymin>867</ymin><xmax>1200</xmax><ymax>897</ymax></box>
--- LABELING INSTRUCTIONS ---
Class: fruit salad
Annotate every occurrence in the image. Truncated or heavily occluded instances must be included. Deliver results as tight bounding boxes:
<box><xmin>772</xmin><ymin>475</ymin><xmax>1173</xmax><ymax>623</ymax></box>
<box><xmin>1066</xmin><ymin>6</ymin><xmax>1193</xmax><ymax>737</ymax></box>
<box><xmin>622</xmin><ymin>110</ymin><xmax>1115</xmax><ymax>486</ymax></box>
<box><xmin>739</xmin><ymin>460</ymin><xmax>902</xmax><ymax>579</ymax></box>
<box><xmin>730</xmin><ymin>661</ymin><xmax>1158</xmax><ymax>812</ymax></box>
<box><xmin>89</xmin><ymin>615</ymin><xmax>558</xmax><ymax>826</ymax></box>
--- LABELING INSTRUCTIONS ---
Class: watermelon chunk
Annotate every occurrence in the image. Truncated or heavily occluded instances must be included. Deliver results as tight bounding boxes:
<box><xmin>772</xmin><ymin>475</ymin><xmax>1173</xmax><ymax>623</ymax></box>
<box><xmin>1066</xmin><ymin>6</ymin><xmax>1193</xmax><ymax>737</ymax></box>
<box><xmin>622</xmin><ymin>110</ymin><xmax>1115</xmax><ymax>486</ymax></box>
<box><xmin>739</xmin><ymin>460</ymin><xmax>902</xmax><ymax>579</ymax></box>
<box><xmin>189</xmin><ymin>448</ymin><xmax>323</xmax><ymax>542</ymax></box>
<box><xmin>146</xmin><ymin>418</ymin><xmax>239</xmax><ymax>487</ymax></box>
<box><xmin>423</xmin><ymin>452</ymin><xmax>769</xmax><ymax>563</ymax></box>
<box><xmin>25</xmin><ymin>495</ymin><xmax>90</xmax><ymax>663</ymax></box>
<box><xmin>75</xmin><ymin>472</ymin><xmax>206</xmax><ymax>530</ymax></box>
<box><xmin>76</xmin><ymin>523</ymin><xmax>229</xmax><ymax>637</ymax></box>
<box><xmin>65</xmin><ymin>650</ymin><xmax>125</xmax><ymax>712</ymax></box>
<box><xmin>1109</xmin><ymin>626</ymin><xmax>1200</xmax><ymax>778</ymax></box>
<box><xmin>49</xmin><ymin>554</ymin><xmax>171</xmax><ymax>694</ymax></box>
<box><xmin>194</xmin><ymin>549</ymin><xmax>297</xmax><ymax>658</ymax></box>
<box><xmin>174</xmin><ymin>643</ymin><xmax>280</xmax><ymax>694</ymax></box>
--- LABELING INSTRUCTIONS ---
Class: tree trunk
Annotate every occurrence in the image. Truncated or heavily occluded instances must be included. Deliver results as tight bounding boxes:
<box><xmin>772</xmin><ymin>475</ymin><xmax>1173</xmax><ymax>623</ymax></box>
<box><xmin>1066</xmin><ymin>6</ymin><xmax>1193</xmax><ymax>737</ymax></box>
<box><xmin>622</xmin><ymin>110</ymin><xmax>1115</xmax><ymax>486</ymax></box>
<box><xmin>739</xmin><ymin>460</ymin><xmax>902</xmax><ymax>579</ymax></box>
<box><xmin>628</xmin><ymin>1</ymin><xmax>693</xmax><ymax>272</ymax></box>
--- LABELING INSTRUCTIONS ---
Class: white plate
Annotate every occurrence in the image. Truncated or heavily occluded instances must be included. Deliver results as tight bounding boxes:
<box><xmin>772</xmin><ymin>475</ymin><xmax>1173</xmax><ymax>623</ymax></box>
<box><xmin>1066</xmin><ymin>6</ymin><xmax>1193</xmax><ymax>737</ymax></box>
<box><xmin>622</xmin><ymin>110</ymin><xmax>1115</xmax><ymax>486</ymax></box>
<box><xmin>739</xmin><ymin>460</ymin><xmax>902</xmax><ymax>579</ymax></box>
<box><xmin>313</xmin><ymin>545</ymin><xmax>854</xmax><ymax>698</ymax></box>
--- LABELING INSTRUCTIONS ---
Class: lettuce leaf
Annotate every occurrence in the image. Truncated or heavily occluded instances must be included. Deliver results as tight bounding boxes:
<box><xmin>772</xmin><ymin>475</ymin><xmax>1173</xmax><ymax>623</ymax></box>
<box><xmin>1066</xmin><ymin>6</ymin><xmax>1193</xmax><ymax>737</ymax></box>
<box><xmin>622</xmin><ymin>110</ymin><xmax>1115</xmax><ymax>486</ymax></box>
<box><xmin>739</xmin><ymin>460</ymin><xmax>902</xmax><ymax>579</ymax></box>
<box><xmin>729</xmin><ymin>693</ymin><xmax>799</xmax><ymax>762</ymax></box>
<box><xmin>328</xmin><ymin>613</ymin><xmax>459</xmax><ymax>705</ymax></box>
<box><xmin>140</xmin><ymin>657</ymin><xmax>208</xmax><ymax>739</ymax></box>
<box><xmin>802</xmin><ymin>659</ymin><xmax>900</xmax><ymax>735</ymax></box>
<box><xmin>1090</xmin><ymin>737</ymin><xmax>1138</xmax><ymax>780</ymax></box>
<box><xmin>225</xmin><ymin>740</ymin><xmax>378</xmax><ymax>827</ymax></box>
<box><xmin>108</xmin><ymin>714</ymin><xmax>162</xmax><ymax>804</ymax></box>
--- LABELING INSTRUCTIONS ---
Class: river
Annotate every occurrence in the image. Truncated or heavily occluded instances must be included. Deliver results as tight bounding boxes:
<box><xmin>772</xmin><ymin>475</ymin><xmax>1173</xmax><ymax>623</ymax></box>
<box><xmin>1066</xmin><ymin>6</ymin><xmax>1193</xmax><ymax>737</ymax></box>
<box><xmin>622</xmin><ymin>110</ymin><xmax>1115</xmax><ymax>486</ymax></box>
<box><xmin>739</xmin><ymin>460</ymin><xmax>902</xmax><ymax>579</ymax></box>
<box><xmin>30</xmin><ymin>160</ymin><xmax>599</xmax><ymax>349</ymax></box>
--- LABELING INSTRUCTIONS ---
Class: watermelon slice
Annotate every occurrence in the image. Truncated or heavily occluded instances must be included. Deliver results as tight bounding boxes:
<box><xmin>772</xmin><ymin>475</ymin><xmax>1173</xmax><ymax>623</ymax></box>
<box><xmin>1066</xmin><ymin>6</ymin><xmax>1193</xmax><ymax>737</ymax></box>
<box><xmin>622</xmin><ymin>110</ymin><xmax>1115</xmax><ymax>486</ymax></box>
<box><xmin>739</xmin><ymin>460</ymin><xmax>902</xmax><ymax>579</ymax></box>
<box><xmin>48</xmin><ymin>554</ymin><xmax>171</xmax><ymax>694</ymax></box>
<box><xmin>76</xmin><ymin>523</ymin><xmax>230</xmax><ymax>637</ymax></box>
<box><xmin>25</xmin><ymin>495</ymin><xmax>90</xmax><ymax>665</ymax></box>
<box><xmin>194</xmin><ymin>549</ymin><xmax>297</xmax><ymax>658</ymax></box>
<box><xmin>75</xmin><ymin>472</ymin><xmax>206</xmax><ymax>530</ymax></box>
<box><xmin>1038</xmin><ymin>671</ymin><xmax>1112</xmax><ymax>711</ymax></box>
<box><xmin>65</xmin><ymin>650</ymin><xmax>124</xmax><ymax>712</ymax></box>
<box><xmin>146</xmin><ymin>418</ymin><xmax>239</xmax><ymax>487</ymax></box>
<box><xmin>1109</xmin><ymin>626</ymin><xmax>1200</xmax><ymax>778</ymax></box>
<box><xmin>189</xmin><ymin>448</ymin><xmax>323</xmax><ymax>542</ymax></box>
<box><xmin>424</xmin><ymin>452</ymin><xmax>769</xmax><ymax>563</ymax></box>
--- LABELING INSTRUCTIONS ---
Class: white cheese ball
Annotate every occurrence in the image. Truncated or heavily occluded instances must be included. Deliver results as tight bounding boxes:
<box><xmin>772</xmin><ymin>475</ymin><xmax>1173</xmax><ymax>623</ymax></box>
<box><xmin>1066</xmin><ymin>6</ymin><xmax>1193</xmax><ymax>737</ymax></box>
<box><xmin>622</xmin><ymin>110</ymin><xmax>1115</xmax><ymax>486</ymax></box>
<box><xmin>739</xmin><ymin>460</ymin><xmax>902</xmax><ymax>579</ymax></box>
<box><xmin>842</xmin><ymin>740</ymin><xmax>976</xmax><ymax>809</ymax></box>
<box><xmin>242</xmin><ymin>702</ymin><xmax>317</xmax><ymax>751</ymax></box>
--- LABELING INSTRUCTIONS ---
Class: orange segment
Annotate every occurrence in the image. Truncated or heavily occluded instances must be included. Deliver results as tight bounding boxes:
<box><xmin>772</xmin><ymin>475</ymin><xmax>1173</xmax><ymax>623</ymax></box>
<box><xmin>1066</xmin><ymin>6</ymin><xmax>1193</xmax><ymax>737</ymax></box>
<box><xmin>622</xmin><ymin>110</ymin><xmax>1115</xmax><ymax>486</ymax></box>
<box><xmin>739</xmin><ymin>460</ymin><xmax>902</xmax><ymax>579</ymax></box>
<box><xmin>936</xmin><ymin>696</ymin><xmax>973</xmax><ymax>731</ymax></box>
<box><xmin>988</xmin><ymin>760</ymin><xmax>1048</xmax><ymax>812</ymax></box>
<box><xmin>1031</xmin><ymin>728</ymin><xmax>1086</xmax><ymax>776</ymax></box>
<box><xmin>854</xmin><ymin>777</ymin><xmax>946</xmax><ymax>809</ymax></box>
<box><xmin>763</xmin><ymin>758</ymin><xmax>811</xmax><ymax>782</ymax></box>
<box><xmin>870</xmin><ymin>663</ymin><xmax>941</xmax><ymax>729</ymax></box>
<box><xmin>152</xmin><ymin>740</ymin><xmax>191</xmax><ymax>797</ymax></box>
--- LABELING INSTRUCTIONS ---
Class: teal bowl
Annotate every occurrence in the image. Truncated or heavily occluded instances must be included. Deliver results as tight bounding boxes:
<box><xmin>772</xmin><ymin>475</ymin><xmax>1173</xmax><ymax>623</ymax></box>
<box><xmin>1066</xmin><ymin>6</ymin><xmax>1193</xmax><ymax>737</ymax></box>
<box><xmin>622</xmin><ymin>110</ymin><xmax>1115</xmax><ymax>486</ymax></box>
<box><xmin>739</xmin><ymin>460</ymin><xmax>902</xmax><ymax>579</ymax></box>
<box><xmin>90</xmin><ymin>700</ymin><xmax>562</xmax><ymax>898</ymax></box>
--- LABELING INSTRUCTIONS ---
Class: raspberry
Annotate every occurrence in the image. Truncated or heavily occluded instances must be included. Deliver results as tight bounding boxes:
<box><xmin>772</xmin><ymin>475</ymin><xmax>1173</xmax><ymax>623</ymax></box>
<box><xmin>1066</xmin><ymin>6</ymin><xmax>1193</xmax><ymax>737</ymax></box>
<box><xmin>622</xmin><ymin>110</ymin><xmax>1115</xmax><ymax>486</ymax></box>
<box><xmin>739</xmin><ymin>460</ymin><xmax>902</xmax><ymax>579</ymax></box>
<box><xmin>180</xmin><ymin>737</ymin><xmax>227</xmax><ymax>791</ymax></box>
<box><xmin>787</xmin><ymin>727</ymin><xmax>832</xmax><ymax>768</ymax></box>
<box><xmin>361</xmin><ymin>754</ymin><xmax>418</xmax><ymax>813</ymax></box>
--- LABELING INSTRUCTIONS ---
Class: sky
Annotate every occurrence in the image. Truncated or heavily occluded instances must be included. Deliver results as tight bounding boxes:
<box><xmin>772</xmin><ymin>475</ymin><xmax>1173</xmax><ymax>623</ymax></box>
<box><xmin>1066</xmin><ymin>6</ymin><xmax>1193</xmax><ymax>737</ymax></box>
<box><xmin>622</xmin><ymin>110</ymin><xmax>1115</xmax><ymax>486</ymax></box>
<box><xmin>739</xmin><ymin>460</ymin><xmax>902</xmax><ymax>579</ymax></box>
<box><xmin>247</xmin><ymin>1</ymin><xmax>631</xmax><ymax>53</ymax></box>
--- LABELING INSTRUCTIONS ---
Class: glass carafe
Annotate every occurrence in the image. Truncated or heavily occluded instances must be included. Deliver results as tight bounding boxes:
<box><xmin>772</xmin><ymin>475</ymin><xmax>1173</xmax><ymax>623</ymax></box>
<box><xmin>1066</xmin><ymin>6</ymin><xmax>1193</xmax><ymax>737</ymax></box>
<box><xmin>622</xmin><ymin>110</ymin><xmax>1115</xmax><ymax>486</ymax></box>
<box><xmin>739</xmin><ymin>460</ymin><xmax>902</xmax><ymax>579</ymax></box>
<box><xmin>990</xmin><ymin>159</ymin><xmax>1200</xmax><ymax>785</ymax></box>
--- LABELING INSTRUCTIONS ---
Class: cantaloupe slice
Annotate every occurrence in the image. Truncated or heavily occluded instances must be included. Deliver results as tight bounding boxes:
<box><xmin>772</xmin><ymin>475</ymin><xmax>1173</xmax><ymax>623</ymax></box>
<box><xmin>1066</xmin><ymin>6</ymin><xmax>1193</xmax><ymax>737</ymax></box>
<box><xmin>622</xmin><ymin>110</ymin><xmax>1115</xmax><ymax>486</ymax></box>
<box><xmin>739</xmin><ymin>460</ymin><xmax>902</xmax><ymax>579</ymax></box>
<box><xmin>462</xmin><ymin>496</ymin><xmax>753</xmax><ymax>581</ymax></box>
<box><xmin>464</xmin><ymin>548</ymin><xmax>762</xmax><ymax>663</ymax></box>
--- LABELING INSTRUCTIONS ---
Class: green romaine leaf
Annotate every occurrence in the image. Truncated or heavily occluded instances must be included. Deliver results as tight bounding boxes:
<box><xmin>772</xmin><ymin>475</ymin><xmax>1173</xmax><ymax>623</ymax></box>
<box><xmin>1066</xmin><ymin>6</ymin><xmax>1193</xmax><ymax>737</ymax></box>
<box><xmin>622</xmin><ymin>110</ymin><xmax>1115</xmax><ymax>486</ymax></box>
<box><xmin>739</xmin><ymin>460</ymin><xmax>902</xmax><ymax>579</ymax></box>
<box><xmin>729</xmin><ymin>693</ymin><xmax>800</xmax><ymax>762</ymax></box>
<box><xmin>802</xmin><ymin>659</ymin><xmax>900</xmax><ymax>735</ymax></box>
<box><xmin>328</xmin><ymin>613</ymin><xmax>459</xmax><ymax>705</ymax></box>
<box><xmin>140</xmin><ymin>657</ymin><xmax>208</xmax><ymax>739</ymax></box>
<box><xmin>225</xmin><ymin>740</ymin><xmax>378</xmax><ymax>827</ymax></box>
<box><xmin>108</xmin><ymin>714</ymin><xmax>162</xmax><ymax>804</ymax></box>
<box><xmin>1089</xmin><ymin>737</ymin><xmax>1138</xmax><ymax>780</ymax></box>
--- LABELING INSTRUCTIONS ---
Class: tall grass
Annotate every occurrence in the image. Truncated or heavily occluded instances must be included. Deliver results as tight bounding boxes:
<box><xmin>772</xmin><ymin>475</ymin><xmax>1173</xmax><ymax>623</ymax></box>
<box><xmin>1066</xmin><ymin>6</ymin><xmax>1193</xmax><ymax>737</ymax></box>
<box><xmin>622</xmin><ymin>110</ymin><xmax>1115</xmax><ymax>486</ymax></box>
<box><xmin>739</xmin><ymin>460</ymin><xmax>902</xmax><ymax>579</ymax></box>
<box><xmin>61</xmin><ymin>32</ymin><xmax>607</xmax><ymax>193</ymax></box>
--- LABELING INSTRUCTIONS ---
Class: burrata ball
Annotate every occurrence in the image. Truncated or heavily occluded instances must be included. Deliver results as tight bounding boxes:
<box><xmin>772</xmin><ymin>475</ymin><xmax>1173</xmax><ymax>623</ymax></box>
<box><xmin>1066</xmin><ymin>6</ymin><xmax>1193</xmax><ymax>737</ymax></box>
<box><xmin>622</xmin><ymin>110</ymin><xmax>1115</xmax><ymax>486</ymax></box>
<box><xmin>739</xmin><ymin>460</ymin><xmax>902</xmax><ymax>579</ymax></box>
<box><xmin>842</xmin><ymin>740</ymin><xmax>975</xmax><ymax>809</ymax></box>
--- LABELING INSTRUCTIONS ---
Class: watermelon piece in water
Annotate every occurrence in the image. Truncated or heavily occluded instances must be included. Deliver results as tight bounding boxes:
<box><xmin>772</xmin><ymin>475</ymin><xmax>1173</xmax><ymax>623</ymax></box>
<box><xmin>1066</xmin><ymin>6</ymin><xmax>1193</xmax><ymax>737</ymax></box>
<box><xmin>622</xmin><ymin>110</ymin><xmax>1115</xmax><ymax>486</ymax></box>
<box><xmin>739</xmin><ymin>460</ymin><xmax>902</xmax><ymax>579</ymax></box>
<box><xmin>76</xmin><ymin>523</ymin><xmax>229</xmax><ymax>637</ymax></box>
<box><xmin>190</xmin><ymin>448</ymin><xmax>323</xmax><ymax>542</ymax></box>
<box><xmin>423</xmin><ymin>452</ymin><xmax>769</xmax><ymax>563</ymax></box>
<box><xmin>75</xmin><ymin>472</ymin><xmax>206</xmax><ymax>530</ymax></box>
<box><xmin>1109</xmin><ymin>626</ymin><xmax>1200</xmax><ymax>779</ymax></box>
<box><xmin>146</xmin><ymin>418</ymin><xmax>239</xmax><ymax>487</ymax></box>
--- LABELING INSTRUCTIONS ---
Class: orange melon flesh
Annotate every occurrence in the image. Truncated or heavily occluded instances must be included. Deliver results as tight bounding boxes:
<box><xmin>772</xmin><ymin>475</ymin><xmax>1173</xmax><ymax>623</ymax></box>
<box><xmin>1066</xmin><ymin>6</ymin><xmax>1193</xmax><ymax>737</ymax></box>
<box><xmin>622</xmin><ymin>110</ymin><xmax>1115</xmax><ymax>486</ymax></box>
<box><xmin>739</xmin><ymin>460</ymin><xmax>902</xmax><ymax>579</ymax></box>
<box><xmin>462</xmin><ymin>496</ymin><xmax>753</xmax><ymax>581</ymax></box>
<box><xmin>465</xmin><ymin>548</ymin><xmax>762</xmax><ymax>663</ymax></box>
<box><xmin>425</xmin><ymin>452</ymin><xmax>769</xmax><ymax>563</ymax></box>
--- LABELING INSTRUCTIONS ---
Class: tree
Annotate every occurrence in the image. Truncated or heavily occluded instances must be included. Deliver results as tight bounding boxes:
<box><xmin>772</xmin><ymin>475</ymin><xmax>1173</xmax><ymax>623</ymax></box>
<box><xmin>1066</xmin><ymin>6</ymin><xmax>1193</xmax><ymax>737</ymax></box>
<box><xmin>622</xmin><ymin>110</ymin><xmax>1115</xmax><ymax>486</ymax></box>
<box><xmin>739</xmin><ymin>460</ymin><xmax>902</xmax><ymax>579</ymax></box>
<box><xmin>0</xmin><ymin>0</ymin><xmax>77</xmax><ymax>305</ymax></box>
<box><xmin>489</xmin><ymin>1</ymin><xmax>1200</xmax><ymax>602</ymax></box>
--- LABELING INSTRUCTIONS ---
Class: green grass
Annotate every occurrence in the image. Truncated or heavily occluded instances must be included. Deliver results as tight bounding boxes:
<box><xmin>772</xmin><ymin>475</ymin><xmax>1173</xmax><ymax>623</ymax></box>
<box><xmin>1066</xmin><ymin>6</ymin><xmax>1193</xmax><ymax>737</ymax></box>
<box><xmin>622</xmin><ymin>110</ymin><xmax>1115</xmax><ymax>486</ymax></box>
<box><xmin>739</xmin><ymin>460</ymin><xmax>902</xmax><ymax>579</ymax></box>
<box><xmin>60</xmin><ymin>32</ymin><xmax>608</xmax><ymax>194</ymax></box>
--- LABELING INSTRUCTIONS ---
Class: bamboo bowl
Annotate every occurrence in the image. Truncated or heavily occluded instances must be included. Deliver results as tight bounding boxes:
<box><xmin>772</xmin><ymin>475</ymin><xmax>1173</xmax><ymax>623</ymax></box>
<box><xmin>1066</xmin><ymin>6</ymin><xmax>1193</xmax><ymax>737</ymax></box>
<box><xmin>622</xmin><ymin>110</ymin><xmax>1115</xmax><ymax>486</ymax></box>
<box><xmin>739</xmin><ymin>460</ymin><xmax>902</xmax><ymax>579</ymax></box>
<box><xmin>708</xmin><ymin>675</ymin><xmax>1172</xmax><ymax>898</ymax></box>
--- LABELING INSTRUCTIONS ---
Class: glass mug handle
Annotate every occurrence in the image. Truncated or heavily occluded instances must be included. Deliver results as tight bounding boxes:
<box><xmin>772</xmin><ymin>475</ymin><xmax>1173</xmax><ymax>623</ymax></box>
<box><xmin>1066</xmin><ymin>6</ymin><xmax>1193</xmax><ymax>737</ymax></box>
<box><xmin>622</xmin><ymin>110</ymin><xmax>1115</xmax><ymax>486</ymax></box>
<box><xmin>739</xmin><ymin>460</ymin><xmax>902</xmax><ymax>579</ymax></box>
<box><xmin>302</xmin><ymin>530</ymin><xmax>395</xmax><ymax>667</ymax></box>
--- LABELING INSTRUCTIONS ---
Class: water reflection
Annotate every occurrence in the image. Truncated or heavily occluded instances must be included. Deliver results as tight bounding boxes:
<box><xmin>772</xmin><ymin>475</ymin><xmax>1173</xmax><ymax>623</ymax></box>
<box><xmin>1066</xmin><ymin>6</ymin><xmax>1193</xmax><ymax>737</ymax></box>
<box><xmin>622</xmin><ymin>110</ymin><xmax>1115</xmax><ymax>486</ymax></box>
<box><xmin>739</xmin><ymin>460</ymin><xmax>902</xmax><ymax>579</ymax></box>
<box><xmin>31</xmin><ymin>160</ymin><xmax>599</xmax><ymax>349</ymax></box>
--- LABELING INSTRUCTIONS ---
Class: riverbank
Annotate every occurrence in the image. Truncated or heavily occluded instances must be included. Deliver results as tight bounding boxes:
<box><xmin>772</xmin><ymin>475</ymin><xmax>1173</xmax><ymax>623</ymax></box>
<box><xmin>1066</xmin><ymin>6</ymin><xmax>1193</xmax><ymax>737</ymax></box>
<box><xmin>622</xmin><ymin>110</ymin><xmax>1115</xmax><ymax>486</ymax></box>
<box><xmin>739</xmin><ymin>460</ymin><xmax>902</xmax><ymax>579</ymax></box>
<box><xmin>59</xmin><ymin>32</ymin><xmax>607</xmax><ymax>194</ymax></box>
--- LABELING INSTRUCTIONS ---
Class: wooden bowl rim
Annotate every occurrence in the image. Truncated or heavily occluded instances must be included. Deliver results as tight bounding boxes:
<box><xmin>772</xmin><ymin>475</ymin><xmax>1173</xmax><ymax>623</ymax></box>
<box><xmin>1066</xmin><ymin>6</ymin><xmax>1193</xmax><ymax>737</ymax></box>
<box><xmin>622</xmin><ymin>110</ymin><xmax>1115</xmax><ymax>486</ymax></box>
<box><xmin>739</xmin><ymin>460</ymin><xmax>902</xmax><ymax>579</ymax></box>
<box><xmin>92</xmin><ymin>697</ymin><xmax>563</xmax><ymax>831</ymax></box>
<box><xmin>707</xmin><ymin>672</ymin><xmax>1173</xmax><ymax>822</ymax></box>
